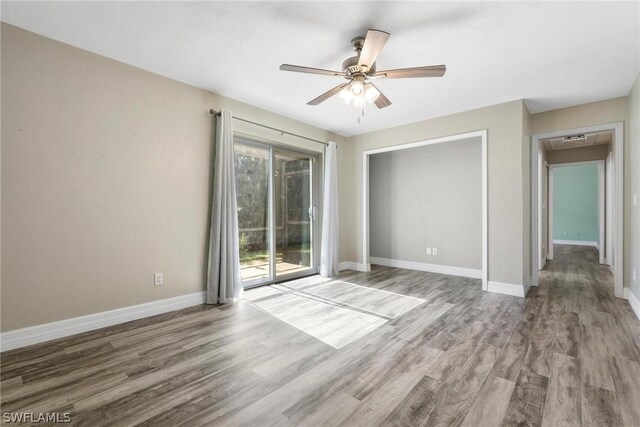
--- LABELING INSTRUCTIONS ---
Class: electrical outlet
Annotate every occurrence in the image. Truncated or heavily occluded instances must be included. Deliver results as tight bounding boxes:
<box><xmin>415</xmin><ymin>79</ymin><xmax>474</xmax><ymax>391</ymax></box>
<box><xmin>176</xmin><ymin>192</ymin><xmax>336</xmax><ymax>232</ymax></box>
<box><xmin>154</xmin><ymin>273</ymin><xmax>163</xmax><ymax>286</ymax></box>
<box><xmin>433</xmin><ymin>248</ymin><xmax>438</xmax><ymax>256</ymax></box>
<box><xmin>634</xmin><ymin>269</ymin><xmax>637</xmax><ymax>282</ymax></box>
<box><xmin>426</xmin><ymin>247</ymin><xmax>432</xmax><ymax>255</ymax></box>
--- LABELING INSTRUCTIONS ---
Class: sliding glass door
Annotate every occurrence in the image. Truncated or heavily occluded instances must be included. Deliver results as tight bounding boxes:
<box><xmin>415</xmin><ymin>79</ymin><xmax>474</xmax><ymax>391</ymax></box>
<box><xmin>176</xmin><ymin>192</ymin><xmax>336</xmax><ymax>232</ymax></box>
<box><xmin>274</xmin><ymin>150</ymin><xmax>313</xmax><ymax>277</ymax></box>
<box><xmin>234</xmin><ymin>142</ymin><xmax>271</xmax><ymax>283</ymax></box>
<box><xmin>234</xmin><ymin>139</ymin><xmax>317</xmax><ymax>287</ymax></box>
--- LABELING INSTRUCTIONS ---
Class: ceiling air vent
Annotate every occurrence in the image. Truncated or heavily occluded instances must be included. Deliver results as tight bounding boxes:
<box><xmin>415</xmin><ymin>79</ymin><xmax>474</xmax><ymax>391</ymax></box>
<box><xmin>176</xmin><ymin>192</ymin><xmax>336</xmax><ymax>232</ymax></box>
<box><xmin>561</xmin><ymin>134</ymin><xmax>586</xmax><ymax>144</ymax></box>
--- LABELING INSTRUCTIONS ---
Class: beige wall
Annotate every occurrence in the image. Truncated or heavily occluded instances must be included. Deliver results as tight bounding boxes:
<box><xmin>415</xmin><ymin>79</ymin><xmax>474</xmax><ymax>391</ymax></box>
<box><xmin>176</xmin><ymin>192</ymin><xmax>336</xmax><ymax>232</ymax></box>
<box><xmin>369</xmin><ymin>137</ymin><xmax>482</xmax><ymax>269</ymax></box>
<box><xmin>545</xmin><ymin>144</ymin><xmax>610</xmax><ymax>164</ymax></box>
<box><xmin>628</xmin><ymin>72</ymin><xmax>640</xmax><ymax>300</ymax></box>
<box><xmin>3</xmin><ymin>22</ymin><xmax>638</xmax><ymax>333</ymax></box>
<box><xmin>530</xmin><ymin>97</ymin><xmax>629</xmax><ymax>134</ymax></box>
<box><xmin>0</xmin><ymin>23</ymin><xmax>344</xmax><ymax>332</ymax></box>
<box><xmin>344</xmin><ymin>100</ymin><xmax>526</xmax><ymax>286</ymax></box>
<box><xmin>337</xmin><ymin>136</ymin><xmax>356</xmax><ymax>265</ymax></box>
<box><xmin>530</xmin><ymin>96</ymin><xmax>631</xmax><ymax>289</ymax></box>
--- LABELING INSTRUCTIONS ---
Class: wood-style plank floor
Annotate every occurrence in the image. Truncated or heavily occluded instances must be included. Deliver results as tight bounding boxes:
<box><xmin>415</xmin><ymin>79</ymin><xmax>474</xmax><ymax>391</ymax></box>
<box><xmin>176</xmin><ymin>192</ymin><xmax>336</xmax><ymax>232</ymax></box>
<box><xmin>2</xmin><ymin>245</ymin><xmax>639</xmax><ymax>426</ymax></box>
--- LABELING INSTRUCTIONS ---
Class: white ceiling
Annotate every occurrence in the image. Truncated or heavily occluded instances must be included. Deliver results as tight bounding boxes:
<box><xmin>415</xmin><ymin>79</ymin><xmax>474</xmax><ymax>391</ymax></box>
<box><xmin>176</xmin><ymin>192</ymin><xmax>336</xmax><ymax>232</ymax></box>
<box><xmin>2</xmin><ymin>1</ymin><xmax>639</xmax><ymax>136</ymax></box>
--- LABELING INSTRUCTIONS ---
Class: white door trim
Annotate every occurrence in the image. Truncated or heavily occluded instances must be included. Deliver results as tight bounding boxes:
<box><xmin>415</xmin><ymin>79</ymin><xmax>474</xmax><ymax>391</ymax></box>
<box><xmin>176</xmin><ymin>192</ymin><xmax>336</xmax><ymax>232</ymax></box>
<box><xmin>362</xmin><ymin>130</ymin><xmax>488</xmax><ymax>291</ymax></box>
<box><xmin>537</xmin><ymin>150</ymin><xmax>545</xmax><ymax>270</ymax></box>
<box><xmin>605</xmin><ymin>151</ymin><xmax>613</xmax><ymax>265</ymax></box>
<box><xmin>531</xmin><ymin>122</ymin><xmax>624</xmax><ymax>298</ymax></box>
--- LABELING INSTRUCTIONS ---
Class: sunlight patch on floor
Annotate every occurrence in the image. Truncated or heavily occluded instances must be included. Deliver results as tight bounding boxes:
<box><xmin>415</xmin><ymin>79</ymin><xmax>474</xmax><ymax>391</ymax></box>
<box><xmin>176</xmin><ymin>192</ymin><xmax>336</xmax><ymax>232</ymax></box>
<box><xmin>280</xmin><ymin>279</ymin><xmax>425</xmax><ymax>318</ymax></box>
<box><xmin>251</xmin><ymin>292</ymin><xmax>387</xmax><ymax>349</ymax></box>
<box><xmin>245</xmin><ymin>277</ymin><xmax>427</xmax><ymax>349</ymax></box>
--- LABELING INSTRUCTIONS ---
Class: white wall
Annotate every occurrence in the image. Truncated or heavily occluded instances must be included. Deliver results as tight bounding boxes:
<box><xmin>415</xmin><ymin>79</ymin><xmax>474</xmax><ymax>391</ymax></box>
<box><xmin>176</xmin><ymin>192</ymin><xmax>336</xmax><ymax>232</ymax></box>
<box><xmin>369</xmin><ymin>137</ymin><xmax>482</xmax><ymax>270</ymax></box>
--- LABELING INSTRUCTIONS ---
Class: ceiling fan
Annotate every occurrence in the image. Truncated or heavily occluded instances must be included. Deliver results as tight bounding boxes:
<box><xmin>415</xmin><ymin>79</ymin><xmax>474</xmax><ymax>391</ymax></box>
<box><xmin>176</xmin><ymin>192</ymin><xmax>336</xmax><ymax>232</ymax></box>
<box><xmin>279</xmin><ymin>29</ymin><xmax>446</xmax><ymax>109</ymax></box>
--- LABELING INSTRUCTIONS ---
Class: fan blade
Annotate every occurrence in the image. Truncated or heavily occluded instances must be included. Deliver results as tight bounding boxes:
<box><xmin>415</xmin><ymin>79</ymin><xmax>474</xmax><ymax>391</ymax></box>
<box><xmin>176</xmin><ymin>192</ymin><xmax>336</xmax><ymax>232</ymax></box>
<box><xmin>369</xmin><ymin>83</ymin><xmax>391</xmax><ymax>109</ymax></box>
<box><xmin>307</xmin><ymin>83</ymin><xmax>349</xmax><ymax>105</ymax></box>
<box><xmin>280</xmin><ymin>64</ymin><xmax>345</xmax><ymax>77</ymax></box>
<box><xmin>375</xmin><ymin>65</ymin><xmax>446</xmax><ymax>79</ymax></box>
<box><xmin>357</xmin><ymin>29</ymin><xmax>390</xmax><ymax>72</ymax></box>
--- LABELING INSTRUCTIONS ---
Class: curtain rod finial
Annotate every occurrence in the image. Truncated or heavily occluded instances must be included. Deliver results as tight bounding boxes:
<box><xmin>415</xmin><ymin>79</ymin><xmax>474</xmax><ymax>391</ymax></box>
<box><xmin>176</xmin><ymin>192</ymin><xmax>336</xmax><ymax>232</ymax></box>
<box><xmin>209</xmin><ymin>109</ymin><xmax>220</xmax><ymax>116</ymax></box>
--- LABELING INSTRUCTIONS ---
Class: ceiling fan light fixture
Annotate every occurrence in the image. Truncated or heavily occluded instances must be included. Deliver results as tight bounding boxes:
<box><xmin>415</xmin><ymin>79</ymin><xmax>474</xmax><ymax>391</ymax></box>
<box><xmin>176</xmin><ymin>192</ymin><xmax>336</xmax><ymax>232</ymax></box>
<box><xmin>350</xmin><ymin>76</ymin><xmax>365</xmax><ymax>95</ymax></box>
<box><xmin>337</xmin><ymin>87</ymin><xmax>353</xmax><ymax>105</ymax></box>
<box><xmin>351</xmin><ymin>94</ymin><xmax>366</xmax><ymax>109</ymax></box>
<box><xmin>364</xmin><ymin>83</ymin><xmax>380</xmax><ymax>103</ymax></box>
<box><xmin>338</xmin><ymin>81</ymin><xmax>379</xmax><ymax>108</ymax></box>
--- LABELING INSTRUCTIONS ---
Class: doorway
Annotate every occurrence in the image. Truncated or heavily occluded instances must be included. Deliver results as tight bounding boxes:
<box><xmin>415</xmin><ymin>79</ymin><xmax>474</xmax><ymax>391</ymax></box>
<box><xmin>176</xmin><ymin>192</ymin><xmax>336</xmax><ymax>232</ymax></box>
<box><xmin>362</xmin><ymin>130</ymin><xmax>488</xmax><ymax>291</ymax></box>
<box><xmin>531</xmin><ymin>123</ymin><xmax>624</xmax><ymax>298</ymax></box>
<box><xmin>548</xmin><ymin>161</ymin><xmax>605</xmax><ymax>263</ymax></box>
<box><xmin>234</xmin><ymin>138</ymin><xmax>319</xmax><ymax>288</ymax></box>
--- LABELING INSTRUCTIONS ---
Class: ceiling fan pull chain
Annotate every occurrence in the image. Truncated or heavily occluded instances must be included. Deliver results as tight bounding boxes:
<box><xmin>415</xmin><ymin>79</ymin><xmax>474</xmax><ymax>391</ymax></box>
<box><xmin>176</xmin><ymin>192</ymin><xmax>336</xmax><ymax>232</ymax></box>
<box><xmin>357</xmin><ymin>107</ymin><xmax>366</xmax><ymax>124</ymax></box>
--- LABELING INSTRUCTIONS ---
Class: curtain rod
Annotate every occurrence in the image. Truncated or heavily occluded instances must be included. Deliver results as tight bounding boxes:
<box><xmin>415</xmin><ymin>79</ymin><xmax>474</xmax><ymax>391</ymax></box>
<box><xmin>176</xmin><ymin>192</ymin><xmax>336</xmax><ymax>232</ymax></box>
<box><xmin>209</xmin><ymin>109</ymin><xmax>329</xmax><ymax>147</ymax></box>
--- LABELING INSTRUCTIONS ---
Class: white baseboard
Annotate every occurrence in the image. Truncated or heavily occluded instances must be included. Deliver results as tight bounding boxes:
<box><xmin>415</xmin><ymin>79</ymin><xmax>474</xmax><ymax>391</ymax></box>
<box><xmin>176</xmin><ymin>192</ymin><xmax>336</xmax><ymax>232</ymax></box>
<box><xmin>370</xmin><ymin>257</ymin><xmax>482</xmax><ymax>279</ymax></box>
<box><xmin>553</xmin><ymin>239</ymin><xmax>598</xmax><ymax>248</ymax></box>
<box><xmin>0</xmin><ymin>292</ymin><xmax>206</xmax><ymax>352</ymax></box>
<box><xmin>523</xmin><ymin>277</ymin><xmax>532</xmax><ymax>296</ymax></box>
<box><xmin>338</xmin><ymin>261</ymin><xmax>370</xmax><ymax>272</ymax></box>
<box><xmin>487</xmin><ymin>281</ymin><xmax>526</xmax><ymax>297</ymax></box>
<box><xmin>628</xmin><ymin>289</ymin><xmax>640</xmax><ymax>321</ymax></box>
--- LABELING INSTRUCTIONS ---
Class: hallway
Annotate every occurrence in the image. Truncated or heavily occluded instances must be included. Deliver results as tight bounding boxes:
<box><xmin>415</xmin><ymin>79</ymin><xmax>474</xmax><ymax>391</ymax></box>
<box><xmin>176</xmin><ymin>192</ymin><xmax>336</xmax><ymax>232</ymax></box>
<box><xmin>533</xmin><ymin>244</ymin><xmax>640</xmax><ymax>426</ymax></box>
<box><xmin>540</xmin><ymin>244</ymin><xmax>615</xmax><ymax>306</ymax></box>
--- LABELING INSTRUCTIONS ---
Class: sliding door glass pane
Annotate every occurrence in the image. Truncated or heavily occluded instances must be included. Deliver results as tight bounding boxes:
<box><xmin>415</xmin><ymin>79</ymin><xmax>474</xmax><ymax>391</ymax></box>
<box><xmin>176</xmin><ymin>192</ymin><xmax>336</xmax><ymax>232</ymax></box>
<box><xmin>234</xmin><ymin>142</ymin><xmax>270</xmax><ymax>282</ymax></box>
<box><xmin>274</xmin><ymin>151</ymin><xmax>312</xmax><ymax>277</ymax></box>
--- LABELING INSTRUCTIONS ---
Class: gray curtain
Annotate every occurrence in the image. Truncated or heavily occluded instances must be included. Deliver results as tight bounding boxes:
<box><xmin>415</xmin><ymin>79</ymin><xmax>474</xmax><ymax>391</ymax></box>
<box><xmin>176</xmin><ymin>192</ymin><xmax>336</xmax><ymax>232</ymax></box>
<box><xmin>207</xmin><ymin>109</ymin><xmax>242</xmax><ymax>304</ymax></box>
<box><xmin>320</xmin><ymin>141</ymin><xmax>339</xmax><ymax>277</ymax></box>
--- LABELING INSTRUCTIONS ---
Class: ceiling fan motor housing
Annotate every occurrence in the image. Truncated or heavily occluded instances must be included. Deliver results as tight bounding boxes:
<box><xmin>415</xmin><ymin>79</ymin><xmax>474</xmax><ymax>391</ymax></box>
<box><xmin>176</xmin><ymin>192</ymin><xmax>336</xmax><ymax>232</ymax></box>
<box><xmin>351</xmin><ymin>36</ymin><xmax>365</xmax><ymax>51</ymax></box>
<box><xmin>342</xmin><ymin>56</ymin><xmax>376</xmax><ymax>76</ymax></box>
